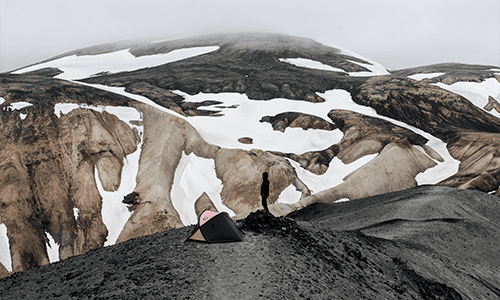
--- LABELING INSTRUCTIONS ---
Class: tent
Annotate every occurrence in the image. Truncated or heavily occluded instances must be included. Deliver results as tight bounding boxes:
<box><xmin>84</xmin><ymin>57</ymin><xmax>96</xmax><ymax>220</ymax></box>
<box><xmin>186</xmin><ymin>210</ymin><xmax>244</xmax><ymax>243</ymax></box>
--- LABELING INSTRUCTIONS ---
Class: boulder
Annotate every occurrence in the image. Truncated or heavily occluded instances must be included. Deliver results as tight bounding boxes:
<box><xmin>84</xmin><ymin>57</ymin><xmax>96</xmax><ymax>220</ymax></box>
<box><xmin>194</xmin><ymin>192</ymin><xmax>219</xmax><ymax>217</ymax></box>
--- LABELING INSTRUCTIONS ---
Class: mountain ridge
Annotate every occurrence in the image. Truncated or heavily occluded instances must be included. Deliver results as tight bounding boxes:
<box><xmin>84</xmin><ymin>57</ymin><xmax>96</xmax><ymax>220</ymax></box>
<box><xmin>0</xmin><ymin>33</ymin><xmax>499</xmax><ymax>290</ymax></box>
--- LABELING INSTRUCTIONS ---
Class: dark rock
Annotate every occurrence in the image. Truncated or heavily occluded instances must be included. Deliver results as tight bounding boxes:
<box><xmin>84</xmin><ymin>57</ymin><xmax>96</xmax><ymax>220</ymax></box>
<box><xmin>237</xmin><ymin>137</ymin><xmax>253</xmax><ymax>144</ymax></box>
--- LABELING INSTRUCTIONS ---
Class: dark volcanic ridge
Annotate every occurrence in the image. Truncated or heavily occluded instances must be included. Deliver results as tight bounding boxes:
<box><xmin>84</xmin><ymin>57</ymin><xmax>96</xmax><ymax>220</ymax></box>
<box><xmin>3</xmin><ymin>185</ymin><xmax>498</xmax><ymax>299</ymax></box>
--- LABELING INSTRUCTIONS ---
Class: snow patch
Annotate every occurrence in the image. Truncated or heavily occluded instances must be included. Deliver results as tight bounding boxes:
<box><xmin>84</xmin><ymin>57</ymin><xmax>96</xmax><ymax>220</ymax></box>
<box><xmin>14</xmin><ymin>46</ymin><xmax>220</xmax><ymax>80</ymax></box>
<box><xmin>10</xmin><ymin>102</ymin><xmax>33</xmax><ymax>110</ymax></box>
<box><xmin>54</xmin><ymin>103</ymin><xmax>80</xmax><ymax>118</ymax></box>
<box><xmin>73</xmin><ymin>207</ymin><xmax>79</xmax><ymax>221</ymax></box>
<box><xmin>334</xmin><ymin>198</ymin><xmax>350</xmax><ymax>203</ymax></box>
<box><xmin>0</xmin><ymin>223</ymin><xmax>11</xmax><ymax>273</ymax></box>
<box><xmin>45</xmin><ymin>233</ymin><xmax>58</xmax><ymax>263</ymax></box>
<box><xmin>346</xmin><ymin>59</ymin><xmax>390</xmax><ymax>77</ymax></box>
<box><xmin>408</xmin><ymin>72</ymin><xmax>445</xmax><ymax>81</ymax></box>
<box><xmin>171</xmin><ymin>152</ymin><xmax>233</xmax><ymax>226</ymax></box>
<box><xmin>277</xmin><ymin>184</ymin><xmax>302</xmax><ymax>204</ymax></box>
<box><xmin>279</xmin><ymin>58</ymin><xmax>346</xmax><ymax>73</ymax></box>
<box><xmin>433</xmin><ymin>78</ymin><xmax>500</xmax><ymax>119</ymax></box>
<box><xmin>3</xmin><ymin>102</ymin><xmax>32</xmax><ymax>120</ymax></box>
<box><xmin>0</xmin><ymin>97</ymin><xmax>5</xmax><ymax>105</ymax></box>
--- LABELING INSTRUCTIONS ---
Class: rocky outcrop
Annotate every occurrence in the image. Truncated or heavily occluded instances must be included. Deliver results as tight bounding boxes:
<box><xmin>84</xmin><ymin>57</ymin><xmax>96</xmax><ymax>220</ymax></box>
<box><xmin>194</xmin><ymin>192</ymin><xmax>218</xmax><ymax>217</ymax></box>
<box><xmin>274</xmin><ymin>145</ymin><xmax>339</xmax><ymax>175</ymax></box>
<box><xmin>117</xmin><ymin>102</ymin><xmax>313</xmax><ymax>242</ymax></box>
<box><xmin>125</xmin><ymin>82</ymin><xmax>223</xmax><ymax>117</ymax></box>
<box><xmin>267</xmin><ymin>109</ymin><xmax>442</xmax><ymax>216</ymax></box>
<box><xmin>328</xmin><ymin>109</ymin><xmax>430</xmax><ymax>163</ymax></box>
<box><xmin>117</xmin><ymin>103</ymin><xmax>219</xmax><ymax>243</ymax></box>
<box><xmin>391</xmin><ymin>62</ymin><xmax>499</xmax><ymax>85</ymax></box>
<box><xmin>350</xmin><ymin>76</ymin><xmax>500</xmax><ymax>140</ymax></box>
<box><xmin>214</xmin><ymin>148</ymin><xmax>310</xmax><ymax>218</ymax></box>
<box><xmin>260</xmin><ymin>112</ymin><xmax>335</xmax><ymax>132</ymax></box>
<box><xmin>484</xmin><ymin>96</ymin><xmax>500</xmax><ymax>114</ymax></box>
<box><xmin>0</xmin><ymin>77</ymin><xmax>140</xmax><ymax>273</ymax></box>
<box><xmin>0</xmin><ymin>262</ymin><xmax>9</xmax><ymax>279</ymax></box>
<box><xmin>438</xmin><ymin>131</ymin><xmax>500</xmax><ymax>193</ymax></box>
<box><xmin>237</xmin><ymin>137</ymin><xmax>253</xmax><ymax>144</ymax></box>
<box><xmin>269</xmin><ymin>140</ymin><xmax>437</xmax><ymax>217</ymax></box>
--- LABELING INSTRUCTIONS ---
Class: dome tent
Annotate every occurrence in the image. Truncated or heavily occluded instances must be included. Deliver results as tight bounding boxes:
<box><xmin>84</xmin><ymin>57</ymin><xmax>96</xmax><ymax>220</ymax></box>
<box><xmin>186</xmin><ymin>210</ymin><xmax>244</xmax><ymax>243</ymax></box>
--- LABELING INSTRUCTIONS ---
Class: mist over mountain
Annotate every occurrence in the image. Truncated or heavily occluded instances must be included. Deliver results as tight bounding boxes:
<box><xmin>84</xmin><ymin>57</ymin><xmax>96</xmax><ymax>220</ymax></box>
<box><xmin>0</xmin><ymin>33</ymin><xmax>499</xmax><ymax>299</ymax></box>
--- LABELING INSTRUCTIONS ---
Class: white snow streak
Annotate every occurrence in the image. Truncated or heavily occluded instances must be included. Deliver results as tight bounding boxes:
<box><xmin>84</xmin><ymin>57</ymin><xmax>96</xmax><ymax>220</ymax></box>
<box><xmin>433</xmin><ymin>78</ymin><xmax>500</xmax><ymax>119</ymax></box>
<box><xmin>0</xmin><ymin>97</ymin><xmax>5</xmax><ymax>105</ymax></box>
<box><xmin>45</xmin><ymin>233</ymin><xmax>58</xmax><ymax>264</ymax></box>
<box><xmin>279</xmin><ymin>58</ymin><xmax>346</xmax><ymax>73</ymax></box>
<box><xmin>73</xmin><ymin>207</ymin><xmax>79</xmax><ymax>221</ymax></box>
<box><xmin>0</xmin><ymin>223</ymin><xmax>11</xmax><ymax>273</ymax></box>
<box><xmin>407</xmin><ymin>72</ymin><xmax>445</xmax><ymax>81</ymax></box>
<box><xmin>171</xmin><ymin>152</ymin><xmax>232</xmax><ymax>226</ymax></box>
<box><xmin>13</xmin><ymin>46</ymin><xmax>220</xmax><ymax>80</ymax></box>
<box><xmin>95</xmin><ymin>106</ymin><xmax>143</xmax><ymax>247</ymax></box>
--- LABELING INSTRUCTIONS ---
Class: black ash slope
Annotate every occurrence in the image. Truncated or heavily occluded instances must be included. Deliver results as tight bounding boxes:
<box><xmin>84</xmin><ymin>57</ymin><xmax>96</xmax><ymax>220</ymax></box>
<box><xmin>0</xmin><ymin>198</ymin><xmax>470</xmax><ymax>300</ymax></box>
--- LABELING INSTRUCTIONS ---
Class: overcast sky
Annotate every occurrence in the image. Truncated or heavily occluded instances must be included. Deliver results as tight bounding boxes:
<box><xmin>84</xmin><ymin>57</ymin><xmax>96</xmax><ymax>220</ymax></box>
<box><xmin>1</xmin><ymin>0</ymin><xmax>499</xmax><ymax>72</ymax></box>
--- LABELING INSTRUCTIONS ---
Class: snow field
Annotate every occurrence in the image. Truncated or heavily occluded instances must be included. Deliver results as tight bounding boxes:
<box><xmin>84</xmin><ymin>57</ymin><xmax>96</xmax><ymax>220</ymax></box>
<box><xmin>13</xmin><ymin>46</ymin><xmax>220</xmax><ymax>80</ymax></box>
<box><xmin>433</xmin><ymin>78</ymin><xmax>500</xmax><ymax>119</ymax></box>
<box><xmin>171</xmin><ymin>152</ymin><xmax>234</xmax><ymax>226</ymax></box>
<box><xmin>0</xmin><ymin>223</ymin><xmax>11</xmax><ymax>272</ymax></box>
<box><xmin>407</xmin><ymin>72</ymin><xmax>446</xmax><ymax>81</ymax></box>
<box><xmin>174</xmin><ymin>91</ymin><xmax>343</xmax><ymax>154</ymax></box>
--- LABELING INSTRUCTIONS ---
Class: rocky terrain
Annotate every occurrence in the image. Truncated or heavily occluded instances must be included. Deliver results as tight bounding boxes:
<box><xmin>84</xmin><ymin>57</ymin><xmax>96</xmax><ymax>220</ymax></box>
<box><xmin>1</xmin><ymin>185</ymin><xmax>497</xmax><ymax>299</ymax></box>
<box><xmin>0</xmin><ymin>33</ymin><xmax>499</xmax><ymax>288</ymax></box>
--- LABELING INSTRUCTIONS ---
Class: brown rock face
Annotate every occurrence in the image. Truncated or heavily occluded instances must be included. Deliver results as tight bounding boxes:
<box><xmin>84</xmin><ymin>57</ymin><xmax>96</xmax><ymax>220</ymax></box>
<box><xmin>214</xmin><ymin>148</ymin><xmax>310</xmax><ymax>218</ymax></box>
<box><xmin>117</xmin><ymin>103</ymin><xmax>219</xmax><ymax>243</ymax></box>
<box><xmin>0</xmin><ymin>262</ymin><xmax>9</xmax><ymax>279</ymax></box>
<box><xmin>298</xmin><ymin>140</ymin><xmax>436</xmax><ymax>207</ymax></box>
<box><xmin>0</xmin><ymin>105</ymin><xmax>140</xmax><ymax>272</ymax></box>
<box><xmin>237</xmin><ymin>137</ymin><xmax>253</xmax><ymax>144</ymax></box>
<box><xmin>438</xmin><ymin>131</ymin><xmax>500</xmax><ymax>192</ymax></box>
<box><xmin>260</xmin><ymin>112</ymin><xmax>335</xmax><ymax>133</ymax></box>
<box><xmin>194</xmin><ymin>192</ymin><xmax>219</xmax><ymax>217</ymax></box>
<box><xmin>484</xmin><ymin>96</ymin><xmax>500</xmax><ymax>115</ymax></box>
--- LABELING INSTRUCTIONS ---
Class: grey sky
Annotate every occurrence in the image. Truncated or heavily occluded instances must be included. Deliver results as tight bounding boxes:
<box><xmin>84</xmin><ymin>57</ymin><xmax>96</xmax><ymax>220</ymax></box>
<box><xmin>1</xmin><ymin>0</ymin><xmax>499</xmax><ymax>73</ymax></box>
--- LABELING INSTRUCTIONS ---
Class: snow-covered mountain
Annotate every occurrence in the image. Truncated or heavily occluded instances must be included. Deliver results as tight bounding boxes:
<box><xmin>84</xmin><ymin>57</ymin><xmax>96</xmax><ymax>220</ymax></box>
<box><xmin>1</xmin><ymin>33</ymin><xmax>500</xmax><ymax>277</ymax></box>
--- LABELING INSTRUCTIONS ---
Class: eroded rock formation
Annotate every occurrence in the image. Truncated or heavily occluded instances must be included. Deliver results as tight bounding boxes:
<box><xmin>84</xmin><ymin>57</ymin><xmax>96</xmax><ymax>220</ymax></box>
<box><xmin>0</xmin><ymin>81</ymin><xmax>140</xmax><ymax>272</ymax></box>
<box><xmin>117</xmin><ymin>103</ymin><xmax>218</xmax><ymax>243</ymax></box>
<box><xmin>118</xmin><ymin>103</ymin><xmax>311</xmax><ymax>241</ymax></box>
<box><xmin>194</xmin><ymin>192</ymin><xmax>218</xmax><ymax>217</ymax></box>
<box><xmin>260</xmin><ymin>112</ymin><xmax>335</xmax><ymax>132</ymax></box>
